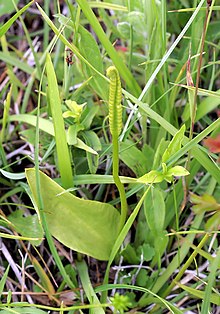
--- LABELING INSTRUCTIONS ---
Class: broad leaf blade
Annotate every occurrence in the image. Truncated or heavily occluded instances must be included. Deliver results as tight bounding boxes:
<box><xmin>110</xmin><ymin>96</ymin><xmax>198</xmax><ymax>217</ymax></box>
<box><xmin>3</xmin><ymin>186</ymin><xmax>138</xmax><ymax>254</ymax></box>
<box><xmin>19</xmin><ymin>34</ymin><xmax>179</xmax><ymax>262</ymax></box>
<box><xmin>78</xmin><ymin>25</ymin><xmax>108</xmax><ymax>100</ymax></box>
<box><xmin>26</xmin><ymin>169</ymin><xmax>120</xmax><ymax>261</ymax></box>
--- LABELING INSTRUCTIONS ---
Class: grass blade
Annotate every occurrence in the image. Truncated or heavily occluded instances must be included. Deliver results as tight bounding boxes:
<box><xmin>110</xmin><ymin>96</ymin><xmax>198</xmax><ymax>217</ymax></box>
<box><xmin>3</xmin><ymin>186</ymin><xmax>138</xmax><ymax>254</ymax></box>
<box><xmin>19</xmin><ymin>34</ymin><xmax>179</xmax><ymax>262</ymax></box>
<box><xmin>0</xmin><ymin>1</ymin><xmax>34</xmax><ymax>37</ymax></box>
<box><xmin>46</xmin><ymin>53</ymin><xmax>73</xmax><ymax>189</ymax></box>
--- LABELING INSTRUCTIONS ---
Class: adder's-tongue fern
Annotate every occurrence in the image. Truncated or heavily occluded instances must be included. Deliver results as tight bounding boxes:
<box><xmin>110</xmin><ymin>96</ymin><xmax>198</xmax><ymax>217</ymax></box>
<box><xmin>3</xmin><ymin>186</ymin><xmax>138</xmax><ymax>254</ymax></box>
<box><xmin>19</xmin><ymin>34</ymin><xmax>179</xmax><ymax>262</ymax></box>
<box><xmin>106</xmin><ymin>66</ymin><xmax>127</xmax><ymax>231</ymax></box>
<box><xmin>106</xmin><ymin>66</ymin><xmax>122</xmax><ymax>137</ymax></box>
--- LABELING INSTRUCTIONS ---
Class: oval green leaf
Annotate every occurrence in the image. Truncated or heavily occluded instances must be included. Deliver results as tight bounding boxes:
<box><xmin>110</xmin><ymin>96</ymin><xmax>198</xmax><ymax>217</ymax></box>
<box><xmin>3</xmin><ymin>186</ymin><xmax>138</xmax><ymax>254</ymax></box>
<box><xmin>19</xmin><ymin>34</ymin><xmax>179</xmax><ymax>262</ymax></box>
<box><xmin>26</xmin><ymin>169</ymin><xmax>120</xmax><ymax>260</ymax></box>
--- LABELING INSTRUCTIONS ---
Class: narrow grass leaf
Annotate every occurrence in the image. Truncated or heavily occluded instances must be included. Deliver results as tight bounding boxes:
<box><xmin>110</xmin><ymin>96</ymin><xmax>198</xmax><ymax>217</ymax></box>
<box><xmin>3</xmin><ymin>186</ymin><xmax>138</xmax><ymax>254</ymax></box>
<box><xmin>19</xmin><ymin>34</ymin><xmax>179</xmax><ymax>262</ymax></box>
<box><xmin>46</xmin><ymin>53</ymin><xmax>73</xmax><ymax>189</ymax></box>
<box><xmin>0</xmin><ymin>265</ymin><xmax>10</xmax><ymax>297</ymax></box>
<box><xmin>0</xmin><ymin>169</ymin><xmax>26</xmax><ymax>180</ymax></box>
<box><xmin>32</xmin><ymin>257</ymin><xmax>55</xmax><ymax>297</ymax></box>
<box><xmin>175</xmin><ymin>281</ymin><xmax>220</xmax><ymax>306</ymax></box>
<box><xmin>88</xmin><ymin>2</ymin><xmax>128</xmax><ymax>11</ymax></box>
<box><xmin>0</xmin><ymin>85</ymin><xmax>12</xmax><ymax>144</ymax></box>
<box><xmin>76</xmin><ymin>260</ymin><xmax>105</xmax><ymax>314</ymax></box>
<box><xmin>0</xmin><ymin>1</ymin><xmax>34</xmax><ymax>37</ymax></box>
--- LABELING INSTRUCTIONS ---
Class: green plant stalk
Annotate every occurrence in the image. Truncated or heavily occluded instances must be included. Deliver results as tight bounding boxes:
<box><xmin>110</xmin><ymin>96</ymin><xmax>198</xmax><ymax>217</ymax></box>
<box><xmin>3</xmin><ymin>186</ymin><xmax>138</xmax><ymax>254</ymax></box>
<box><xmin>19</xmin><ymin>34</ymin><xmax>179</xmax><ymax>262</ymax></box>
<box><xmin>75</xmin><ymin>0</ymin><xmax>141</xmax><ymax>96</ymax></box>
<box><xmin>102</xmin><ymin>185</ymin><xmax>151</xmax><ymax>303</ymax></box>
<box><xmin>43</xmin><ymin>0</ymin><xmax>50</xmax><ymax>51</ymax></box>
<box><xmin>76</xmin><ymin>260</ymin><xmax>105</xmax><ymax>314</ymax></box>
<box><xmin>112</xmin><ymin>134</ymin><xmax>127</xmax><ymax>231</ymax></box>
<box><xmin>127</xmin><ymin>0</ymin><xmax>133</xmax><ymax>71</ymax></box>
<box><xmin>0</xmin><ymin>85</ymin><xmax>12</xmax><ymax>144</ymax></box>
<box><xmin>0</xmin><ymin>85</ymin><xmax>12</xmax><ymax>167</ymax></box>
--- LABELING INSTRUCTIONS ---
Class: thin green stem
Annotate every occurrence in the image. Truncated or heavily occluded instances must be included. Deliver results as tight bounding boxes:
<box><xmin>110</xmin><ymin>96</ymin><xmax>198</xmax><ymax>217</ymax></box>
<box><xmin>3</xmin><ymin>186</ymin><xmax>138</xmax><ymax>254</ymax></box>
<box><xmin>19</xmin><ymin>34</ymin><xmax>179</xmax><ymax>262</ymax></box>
<box><xmin>112</xmin><ymin>134</ymin><xmax>127</xmax><ymax>231</ymax></box>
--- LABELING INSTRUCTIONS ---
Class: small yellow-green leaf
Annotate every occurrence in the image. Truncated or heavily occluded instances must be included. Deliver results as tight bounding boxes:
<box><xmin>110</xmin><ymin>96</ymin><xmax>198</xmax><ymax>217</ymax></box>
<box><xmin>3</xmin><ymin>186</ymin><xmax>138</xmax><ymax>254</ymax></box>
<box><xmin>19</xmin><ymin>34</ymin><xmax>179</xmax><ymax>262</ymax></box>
<box><xmin>167</xmin><ymin>166</ymin><xmax>190</xmax><ymax>177</ymax></box>
<box><xmin>26</xmin><ymin>169</ymin><xmax>120</xmax><ymax>260</ymax></box>
<box><xmin>137</xmin><ymin>170</ymin><xmax>164</xmax><ymax>184</ymax></box>
<box><xmin>162</xmin><ymin>125</ymin><xmax>186</xmax><ymax>163</ymax></box>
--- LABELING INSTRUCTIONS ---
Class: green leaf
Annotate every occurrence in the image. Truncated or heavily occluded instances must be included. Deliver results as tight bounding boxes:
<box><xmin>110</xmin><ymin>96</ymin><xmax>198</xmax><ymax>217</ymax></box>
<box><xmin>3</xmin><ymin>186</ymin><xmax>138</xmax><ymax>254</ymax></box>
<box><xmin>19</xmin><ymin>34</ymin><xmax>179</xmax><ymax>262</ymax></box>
<box><xmin>0</xmin><ymin>0</ymin><xmax>19</xmax><ymax>15</ymax></box>
<box><xmin>162</xmin><ymin>125</ymin><xmax>186</xmax><ymax>163</ymax></box>
<box><xmin>137</xmin><ymin>243</ymin><xmax>155</xmax><ymax>262</ymax></box>
<box><xmin>26</xmin><ymin>169</ymin><xmax>120</xmax><ymax>261</ymax></box>
<box><xmin>119</xmin><ymin>141</ymin><xmax>149</xmax><ymax>176</ymax></box>
<box><xmin>77</xmin><ymin>25</ymin><xmax>108</xmax><ymax>100</ymax></box>
<box><xmin>152</xmin><ymin>230</ymin><xmax>169</xmax><ymax>265</ymax></box>
<box><xmin>81</xmin><ymin>130</ymin><xmax>101</xmax><ymax>174</ymax></box>
<box><xmin>166</xmin><ymin>166</ymin><xmax>190</xmax><ymax>177</ymax></box>
<box><xmin>46</xmin><ymin>53</ymin><xmax>73</xmax><ymax>189</ymax></box>
<box><xmin>144</xmin><ymin>188</ymin><xmax>165</xmax><ymax>233</ymax></box>
<box><xmin>127</xmin><ymin>11</ymin><xmax>145</xmax><ymax>32</ymax></box>
<box><xmin>81</xmin><ymin>105</ymin><xmax>99</xmax><ymax>129</ymax></box>
<box><xmin>205</xmin><ymin>212</ymin><xmax>220</xmax><ymax>231</ymax></box>
<box><xmin>7</xmin><ymin>210</ymin><xmax>43</xmax><ymax>246</ymax></box>
<box><xmin>0</xmin><ymin>169</ymin><xmax>26</xmax><ymax>180</ymax></box>
<box><xmin>0</xmin><ymin>265</ymin><xmax>9</xmax><ymax>298</ymax></box>
<box><xmin>190</xmin><ymin>193</ymin><xmax>220</xmax><ymax>214</ymax></box>
<box><xmin>137</xmin><ymin>170</ymin><xmax>164</xmax><ymax>184</ymax></box>
<box><xmin>152</xmin><ymin>138</ymin><xmax>168</xmax><ymax>169</ymax></box>
<box><xmin>121</xmin><ymin>243</ymin><xmax>140</xmax><ymax>264</ymax></box>
<box><xmin>122</xmin><ymin>243</ymin><xmax>154</xmax><ymax>264</ymax></box>
<box><xmin>76</xmin><ymin>260</ymin><xmax>105</xmax><ymax>314</ymax></box>
<box><xmin>67</xmin><ymin>124</ymin><xmax>80</xmax><ymax>145</ymax></box>
<box><xmin>175</xmin><ymin>281</ymin><xmax>220</xmax><ymax>306</ymax></box>
<box><xmin>117</xmin><ymin>22</ymin><xmax>130</xmax><ymax>39</ymax></box>
<box><xmin>0</xmin><ymin>1</ymin><xmax>34</xmax><ymax>37</ymax></box>
<box><xmin>75</xmin><ymin>137</ymin><xmax>98</xmax><ymax>155</ymax></box>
